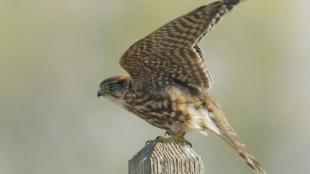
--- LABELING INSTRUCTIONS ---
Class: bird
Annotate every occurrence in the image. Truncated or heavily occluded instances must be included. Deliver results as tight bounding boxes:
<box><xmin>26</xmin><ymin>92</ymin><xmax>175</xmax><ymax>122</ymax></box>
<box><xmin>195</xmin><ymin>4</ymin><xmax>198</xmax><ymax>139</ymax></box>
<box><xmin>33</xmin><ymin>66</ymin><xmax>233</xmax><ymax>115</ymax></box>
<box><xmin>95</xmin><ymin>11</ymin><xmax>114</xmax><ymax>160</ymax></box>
<box><xmin>97</xmin><ymin>0</ymin><xmax>267</xmax><ymax>173</ymax></box>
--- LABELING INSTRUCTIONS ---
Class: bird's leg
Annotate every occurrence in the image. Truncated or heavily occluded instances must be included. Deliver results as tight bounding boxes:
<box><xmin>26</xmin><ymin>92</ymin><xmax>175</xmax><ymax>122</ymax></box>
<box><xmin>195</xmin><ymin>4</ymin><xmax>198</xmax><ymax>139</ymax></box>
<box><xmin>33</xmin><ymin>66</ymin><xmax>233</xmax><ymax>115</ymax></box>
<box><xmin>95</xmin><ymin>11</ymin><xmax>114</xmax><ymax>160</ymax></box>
<box><xmin>155</xmin><ymin>132</ymin><xmax>192</xmax><ymax>147</ymax></box>
<box><xmin>145</xmin><ymin>132</ymin><xmax>171</xmax><ymax>145</ymax></box>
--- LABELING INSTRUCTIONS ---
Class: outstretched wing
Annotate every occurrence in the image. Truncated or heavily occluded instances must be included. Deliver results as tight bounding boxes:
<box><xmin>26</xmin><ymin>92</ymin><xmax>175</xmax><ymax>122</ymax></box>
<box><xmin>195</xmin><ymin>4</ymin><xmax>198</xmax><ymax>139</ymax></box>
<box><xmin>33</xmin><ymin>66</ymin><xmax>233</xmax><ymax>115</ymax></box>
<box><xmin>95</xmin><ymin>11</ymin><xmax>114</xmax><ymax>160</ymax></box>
<box><xmin>120</xmin><ymin>0</ymin><xmax>241</xmax><ymax>90</ymax></box>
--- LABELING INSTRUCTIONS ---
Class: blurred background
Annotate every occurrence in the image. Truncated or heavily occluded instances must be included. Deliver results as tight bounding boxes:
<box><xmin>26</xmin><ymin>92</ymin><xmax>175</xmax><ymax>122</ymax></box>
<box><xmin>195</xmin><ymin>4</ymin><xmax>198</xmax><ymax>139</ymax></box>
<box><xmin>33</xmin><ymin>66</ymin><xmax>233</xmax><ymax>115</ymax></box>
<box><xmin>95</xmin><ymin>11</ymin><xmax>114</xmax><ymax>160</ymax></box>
<box><xmin>1</xmin><ymin>0</ymin><xmax>309</xmax><ymax>174</ymax></box>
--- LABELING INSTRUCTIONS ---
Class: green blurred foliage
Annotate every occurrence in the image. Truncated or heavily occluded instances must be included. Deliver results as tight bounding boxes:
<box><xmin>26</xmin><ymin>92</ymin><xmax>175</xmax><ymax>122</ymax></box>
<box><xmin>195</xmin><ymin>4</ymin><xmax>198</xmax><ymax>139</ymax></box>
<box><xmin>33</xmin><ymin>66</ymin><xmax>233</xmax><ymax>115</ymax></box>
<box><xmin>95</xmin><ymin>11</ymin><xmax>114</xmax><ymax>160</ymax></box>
<box><xmin>1</xmin><ymin>0</ymin><xmax>309</xmax><ymax>174</ymax></box>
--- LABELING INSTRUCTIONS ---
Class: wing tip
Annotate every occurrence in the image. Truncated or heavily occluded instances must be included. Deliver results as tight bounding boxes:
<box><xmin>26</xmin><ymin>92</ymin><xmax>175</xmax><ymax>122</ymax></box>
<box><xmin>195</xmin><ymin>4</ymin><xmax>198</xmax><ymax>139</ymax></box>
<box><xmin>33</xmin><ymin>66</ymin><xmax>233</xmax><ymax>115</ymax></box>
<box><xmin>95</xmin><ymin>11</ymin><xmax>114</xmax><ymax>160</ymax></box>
<box><xmin>223</xmin><ymin>0</ymin><xmax>242</xmax><ymax>10</ymax></box>
<box><xmin>223</xmin><ymin>0</ymin><xmax>241</xmax><ymax>4</ymax></box>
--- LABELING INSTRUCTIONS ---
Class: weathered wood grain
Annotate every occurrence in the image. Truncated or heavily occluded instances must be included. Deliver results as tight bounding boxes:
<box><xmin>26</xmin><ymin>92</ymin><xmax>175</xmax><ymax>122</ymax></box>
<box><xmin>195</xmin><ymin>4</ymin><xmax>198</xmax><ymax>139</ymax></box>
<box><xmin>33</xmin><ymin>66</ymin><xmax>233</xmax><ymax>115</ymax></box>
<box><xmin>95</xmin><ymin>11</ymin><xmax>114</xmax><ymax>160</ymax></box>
<box><xmin>129</xmin><ymin>142</ymin><xmax>204</xmax><ymax>174</ymax></box>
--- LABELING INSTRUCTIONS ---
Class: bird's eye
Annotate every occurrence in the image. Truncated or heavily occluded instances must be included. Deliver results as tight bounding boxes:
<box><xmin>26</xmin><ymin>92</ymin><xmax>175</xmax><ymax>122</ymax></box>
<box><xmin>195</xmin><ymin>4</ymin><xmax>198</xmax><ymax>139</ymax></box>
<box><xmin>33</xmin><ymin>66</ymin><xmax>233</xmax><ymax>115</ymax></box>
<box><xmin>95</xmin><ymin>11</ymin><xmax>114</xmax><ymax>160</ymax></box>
<box><xmin>104</xmin><ymin>83</ymin><xmax>114</xmax><ymax>92</ymax></box>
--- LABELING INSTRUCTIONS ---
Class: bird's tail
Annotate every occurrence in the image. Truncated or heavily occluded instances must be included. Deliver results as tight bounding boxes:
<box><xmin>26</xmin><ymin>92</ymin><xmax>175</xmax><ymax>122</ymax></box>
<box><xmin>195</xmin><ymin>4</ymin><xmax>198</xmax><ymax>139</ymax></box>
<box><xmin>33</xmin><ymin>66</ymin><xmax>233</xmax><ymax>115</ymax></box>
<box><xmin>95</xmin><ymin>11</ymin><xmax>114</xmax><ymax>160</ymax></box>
<box><xmin>204</xmin><ymin>96</ymin><xmax>267</xmax><ymax>174</ymax></box>
<box><xmin>216</xmin><ymin>122</ymin><xmax>267</xmax><ymax>174</ymax></box>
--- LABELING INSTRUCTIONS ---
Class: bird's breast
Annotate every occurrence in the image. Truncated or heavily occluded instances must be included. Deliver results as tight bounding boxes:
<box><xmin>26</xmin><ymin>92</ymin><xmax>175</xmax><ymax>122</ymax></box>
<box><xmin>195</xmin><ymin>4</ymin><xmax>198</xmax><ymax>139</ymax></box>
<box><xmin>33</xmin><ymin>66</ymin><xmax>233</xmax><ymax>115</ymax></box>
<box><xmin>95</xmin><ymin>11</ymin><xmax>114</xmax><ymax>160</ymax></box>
<box><xmin>118</xmin><ymin>87</ymin><xmax>208</xmax><ymax>134</ymax></box>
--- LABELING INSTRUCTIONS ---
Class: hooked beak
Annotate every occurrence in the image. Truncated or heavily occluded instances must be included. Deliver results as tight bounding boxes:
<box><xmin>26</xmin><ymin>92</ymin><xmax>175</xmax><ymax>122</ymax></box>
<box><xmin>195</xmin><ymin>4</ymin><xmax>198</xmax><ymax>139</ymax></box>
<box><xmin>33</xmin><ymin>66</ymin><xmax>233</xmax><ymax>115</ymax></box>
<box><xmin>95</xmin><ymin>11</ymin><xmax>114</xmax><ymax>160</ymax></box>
<box><xmin>97</xmin><ymin>89</ymin><xmax>104</xmax><ymax>98</ymax></box>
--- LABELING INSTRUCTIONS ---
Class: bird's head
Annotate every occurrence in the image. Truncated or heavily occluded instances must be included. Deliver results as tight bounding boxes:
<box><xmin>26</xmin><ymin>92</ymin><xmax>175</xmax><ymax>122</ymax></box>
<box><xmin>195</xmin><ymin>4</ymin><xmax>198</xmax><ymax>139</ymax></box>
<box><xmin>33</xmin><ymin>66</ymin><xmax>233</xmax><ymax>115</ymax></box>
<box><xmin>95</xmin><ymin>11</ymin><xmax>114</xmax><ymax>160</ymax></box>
<box><xmin>97</xmin><ymin>76</ymin><xmax>130</xmax><ymax>100</ymax></box>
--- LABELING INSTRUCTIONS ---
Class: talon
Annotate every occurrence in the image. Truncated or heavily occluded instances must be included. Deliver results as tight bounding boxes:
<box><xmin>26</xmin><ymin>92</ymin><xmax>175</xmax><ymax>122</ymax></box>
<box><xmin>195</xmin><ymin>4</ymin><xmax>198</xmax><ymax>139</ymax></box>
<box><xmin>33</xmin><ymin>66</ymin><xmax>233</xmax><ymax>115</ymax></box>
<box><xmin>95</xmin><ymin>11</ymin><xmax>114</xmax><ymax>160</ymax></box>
<box><xmin>165</xmin><ymin>131</ymin><xmax>171</xmax><ymax>136</ymax></box>
<box><xmin>175</xmin><ymin>135</ymin><xmax>192</xmax><ymax>147</ymax></box>
<box><xmin>186</xmin><ymin>141</ymin><xmax>192</xmax><ymax>147</ymax></box>
<box><xmin>155</xmin><ymin>136</ymin><xmax>166</xmax><ymax>142</ymax></box>
<box><xmin>145</xmin><ymin>139</ymin><xmax>155</xmax><ymax>145</ymax></box>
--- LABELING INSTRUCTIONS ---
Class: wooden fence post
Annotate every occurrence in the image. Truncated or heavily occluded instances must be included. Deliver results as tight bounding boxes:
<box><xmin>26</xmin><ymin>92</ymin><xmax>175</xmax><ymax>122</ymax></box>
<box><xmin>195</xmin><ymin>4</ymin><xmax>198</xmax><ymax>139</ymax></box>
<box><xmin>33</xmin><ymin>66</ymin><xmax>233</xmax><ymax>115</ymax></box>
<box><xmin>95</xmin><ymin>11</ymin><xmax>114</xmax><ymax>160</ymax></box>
<box><xmin>129</xmin><ymin>142</ymin><xmax>204</xmax><ymax>174</ymax></box>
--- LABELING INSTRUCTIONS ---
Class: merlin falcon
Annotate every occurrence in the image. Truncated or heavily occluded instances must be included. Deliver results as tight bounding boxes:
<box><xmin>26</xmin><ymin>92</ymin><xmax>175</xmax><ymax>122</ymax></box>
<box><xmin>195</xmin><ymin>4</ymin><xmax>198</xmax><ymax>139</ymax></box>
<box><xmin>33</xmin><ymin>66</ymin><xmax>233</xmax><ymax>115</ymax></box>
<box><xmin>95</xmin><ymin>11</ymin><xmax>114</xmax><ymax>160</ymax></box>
<box><xmin>97</xmin><ymin>0</ymin><xmax>267</xmax><ymax>173</ymax></box>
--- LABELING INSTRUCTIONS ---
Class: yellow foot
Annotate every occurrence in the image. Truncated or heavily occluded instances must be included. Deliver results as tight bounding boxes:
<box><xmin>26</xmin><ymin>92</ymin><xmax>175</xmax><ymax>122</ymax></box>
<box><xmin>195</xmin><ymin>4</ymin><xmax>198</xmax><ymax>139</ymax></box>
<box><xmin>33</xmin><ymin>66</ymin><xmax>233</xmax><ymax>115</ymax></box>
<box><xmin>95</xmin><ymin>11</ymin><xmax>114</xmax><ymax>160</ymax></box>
<box><xmin>155</xmin><ymin>135</ymin><xmax>192</xmax><ymax>147</ymax></box>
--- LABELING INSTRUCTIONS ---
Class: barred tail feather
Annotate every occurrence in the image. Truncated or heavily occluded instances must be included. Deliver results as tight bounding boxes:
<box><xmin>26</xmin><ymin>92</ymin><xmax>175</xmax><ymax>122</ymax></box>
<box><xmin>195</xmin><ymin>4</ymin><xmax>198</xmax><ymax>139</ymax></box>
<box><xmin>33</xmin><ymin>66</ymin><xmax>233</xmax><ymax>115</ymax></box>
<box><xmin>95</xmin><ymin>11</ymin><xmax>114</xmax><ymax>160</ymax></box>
<box><xmin>218</xmin><ymin>127</ymin><xmax>267</xmax><ymax>174</ymax></box>
<box><xmin>204</xmin><ymin>95</ymin><xmax>267</xmax><ymax>174</ymax></box>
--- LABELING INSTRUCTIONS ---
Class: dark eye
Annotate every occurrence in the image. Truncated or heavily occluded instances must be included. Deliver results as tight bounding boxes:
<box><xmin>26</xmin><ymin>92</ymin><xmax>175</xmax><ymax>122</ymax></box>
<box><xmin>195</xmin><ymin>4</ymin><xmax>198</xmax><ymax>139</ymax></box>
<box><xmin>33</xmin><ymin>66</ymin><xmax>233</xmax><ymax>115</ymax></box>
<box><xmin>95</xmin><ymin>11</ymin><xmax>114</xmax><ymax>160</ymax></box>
<box><xmin>107</xmin><ymin>83</ymin><xmax>114</xmax><ymax>89</ymax></box>
<box><xmin>104</xmin><ymin>83</ymin><xmax>115</xmax><ymax>93</ymax></box>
